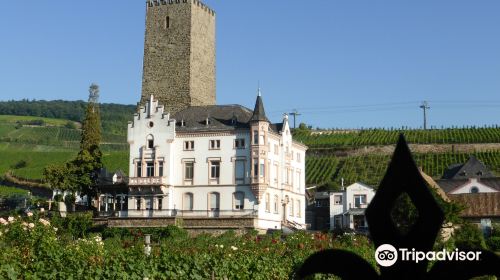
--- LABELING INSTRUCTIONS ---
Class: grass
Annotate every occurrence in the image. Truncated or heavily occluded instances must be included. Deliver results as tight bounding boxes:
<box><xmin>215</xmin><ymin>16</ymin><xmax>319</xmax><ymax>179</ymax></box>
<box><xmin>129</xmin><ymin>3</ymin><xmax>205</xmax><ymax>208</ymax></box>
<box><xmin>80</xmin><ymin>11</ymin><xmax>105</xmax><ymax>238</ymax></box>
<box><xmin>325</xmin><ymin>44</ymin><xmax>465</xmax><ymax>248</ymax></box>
<box><xmin>0</xmin><ymin>144</ymin><xmax>129</xmax><ymax>181</ymax></box>
<box><xmin>0</xmin><ymin>185</ymin><xmax>28</xmax><ymax>197</ymax></box>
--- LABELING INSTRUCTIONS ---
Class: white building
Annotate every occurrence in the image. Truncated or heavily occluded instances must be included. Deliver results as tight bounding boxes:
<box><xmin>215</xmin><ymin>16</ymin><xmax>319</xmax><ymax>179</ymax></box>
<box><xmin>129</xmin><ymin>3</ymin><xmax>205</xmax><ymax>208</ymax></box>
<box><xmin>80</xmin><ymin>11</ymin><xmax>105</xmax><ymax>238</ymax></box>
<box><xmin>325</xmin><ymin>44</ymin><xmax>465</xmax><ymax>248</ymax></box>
<box><xmin>329</xmin><ymin>182</ymin><xmax>375</xmax><ymax>230</ymax></box>
<box><xmin>120</xmin><ymin>94</ymin><xmax>307</xmax><ymax>230</ymax></box>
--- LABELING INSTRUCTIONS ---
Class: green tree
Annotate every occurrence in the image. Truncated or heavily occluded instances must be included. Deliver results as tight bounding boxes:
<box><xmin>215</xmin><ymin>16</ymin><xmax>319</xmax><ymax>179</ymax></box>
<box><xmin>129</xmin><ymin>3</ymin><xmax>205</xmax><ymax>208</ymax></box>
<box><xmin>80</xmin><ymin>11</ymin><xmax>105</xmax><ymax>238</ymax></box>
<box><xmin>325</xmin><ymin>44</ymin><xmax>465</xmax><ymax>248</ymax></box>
<box><xmin>72</xmin><ymin>84</ymin><xmax>103</xmax><ymax>202</ymax></box>
<box><xmin>43</xmin><ymin>164</ymin><xmax>71</xmax><ymax>192</ymax></box>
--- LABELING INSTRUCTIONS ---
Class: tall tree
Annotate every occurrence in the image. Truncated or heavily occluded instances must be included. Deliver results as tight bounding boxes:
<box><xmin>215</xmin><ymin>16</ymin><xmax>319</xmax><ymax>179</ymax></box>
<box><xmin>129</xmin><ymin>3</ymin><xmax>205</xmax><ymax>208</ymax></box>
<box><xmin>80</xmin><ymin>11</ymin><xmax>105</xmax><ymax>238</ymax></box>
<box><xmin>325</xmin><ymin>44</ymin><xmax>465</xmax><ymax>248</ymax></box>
<box><xmin>73</xmin><ymin>83</ymin><xmax>103</xmax><ymax>201</ymax></box>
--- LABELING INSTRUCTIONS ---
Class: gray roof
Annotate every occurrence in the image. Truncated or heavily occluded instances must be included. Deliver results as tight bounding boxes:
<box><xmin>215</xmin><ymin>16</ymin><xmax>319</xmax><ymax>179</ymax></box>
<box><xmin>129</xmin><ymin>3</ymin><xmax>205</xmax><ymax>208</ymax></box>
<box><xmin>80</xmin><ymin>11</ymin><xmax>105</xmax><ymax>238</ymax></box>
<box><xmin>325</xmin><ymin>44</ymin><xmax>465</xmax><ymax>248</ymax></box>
<box><xmin>249</xmin><ymin>95</ymin><xmax>269</xmax><ymax>122</ymax></box>
<box><xmin>442</xmin><ymin>156</ymin><xmax>494</xmax><ymax>179</ymax></box>
<box><xmin>436</xmin><ymin>177</ymin><xmax>500</xmax><ymax>193</ymax></box>
<box><xmin>173</xmin><ymin>105</ymin><xmax>254</xmax><ymax>132</ymax></box>
<box><xmin>173</xmin><ymin>102</ymin><xmax>282</xmax><ymax>133</ymax></box>
<box><xmin>435</xmin><ymin>179</ymin><xmax>469</xmax><ymax>193</ymax></box>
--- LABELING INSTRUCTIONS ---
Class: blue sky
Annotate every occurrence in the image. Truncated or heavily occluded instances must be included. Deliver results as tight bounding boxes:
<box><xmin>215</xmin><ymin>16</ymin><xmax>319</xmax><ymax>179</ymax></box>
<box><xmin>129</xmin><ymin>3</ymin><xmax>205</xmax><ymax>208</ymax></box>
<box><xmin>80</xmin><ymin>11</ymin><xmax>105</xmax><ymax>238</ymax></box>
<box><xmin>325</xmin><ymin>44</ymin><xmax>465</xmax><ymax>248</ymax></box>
<box><xmin>1</xmin><ymin>1</ymin><xmax>499</xmax><ymax>129</ymax></box>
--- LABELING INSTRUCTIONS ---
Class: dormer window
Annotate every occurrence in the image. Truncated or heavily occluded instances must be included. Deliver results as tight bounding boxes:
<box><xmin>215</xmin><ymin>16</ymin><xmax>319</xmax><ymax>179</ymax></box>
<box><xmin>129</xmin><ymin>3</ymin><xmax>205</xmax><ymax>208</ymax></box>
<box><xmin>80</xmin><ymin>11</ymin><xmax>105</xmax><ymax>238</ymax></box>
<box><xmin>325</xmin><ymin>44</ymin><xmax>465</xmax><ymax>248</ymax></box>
<box><xmin>147</xmin><ymin>135</ymin><xmax>154</xmax><ymax>149</ymax></box>
<box><xmin>460</xmin><ymin>171</ymin><xmax>467</xmax><ymax>176</ymax></box>
<box><xmin>477</xmin><ymin>171</ymin><xmax>483</xmax><ymax>176</ymax></box>
<box><xmin>470</xmin><ymin>186</ymin><xmax>479</xmax><ymax>193</ymax></box>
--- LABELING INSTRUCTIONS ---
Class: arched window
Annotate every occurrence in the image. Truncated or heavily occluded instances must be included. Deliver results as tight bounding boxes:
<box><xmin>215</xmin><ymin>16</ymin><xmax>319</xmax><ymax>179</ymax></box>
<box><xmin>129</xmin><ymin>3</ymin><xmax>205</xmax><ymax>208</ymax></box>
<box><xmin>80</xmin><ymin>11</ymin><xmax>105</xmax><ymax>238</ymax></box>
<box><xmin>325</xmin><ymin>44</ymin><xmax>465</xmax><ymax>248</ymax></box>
<box><xmin>183</xmin><ymin>193</ymin><xmax>193</xmax><ymax>211</ymax></box>
<box><xmin>147</xmin><ymin>135</ymin><xmax>154</xmax><ymax>149</ymax></box>
<box><xmin>470</xmin><ymin>186</ymin><xmax>479</xmax><ymax>194</ymax></box>
<box><xmin>233</xmin><ymin>192</ymin><xmax>244</xmax><ymax>210</ymax></box>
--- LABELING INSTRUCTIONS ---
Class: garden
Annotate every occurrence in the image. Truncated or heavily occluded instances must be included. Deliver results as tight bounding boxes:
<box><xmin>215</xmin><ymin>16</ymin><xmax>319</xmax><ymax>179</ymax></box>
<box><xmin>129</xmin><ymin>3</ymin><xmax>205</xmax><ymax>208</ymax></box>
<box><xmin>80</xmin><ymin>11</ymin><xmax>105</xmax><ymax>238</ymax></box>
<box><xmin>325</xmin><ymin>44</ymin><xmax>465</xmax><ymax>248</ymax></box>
<box><xmin>1</xmin><ymin>210</ymin><xmax>499</xmax><ymax>279</ymax></box>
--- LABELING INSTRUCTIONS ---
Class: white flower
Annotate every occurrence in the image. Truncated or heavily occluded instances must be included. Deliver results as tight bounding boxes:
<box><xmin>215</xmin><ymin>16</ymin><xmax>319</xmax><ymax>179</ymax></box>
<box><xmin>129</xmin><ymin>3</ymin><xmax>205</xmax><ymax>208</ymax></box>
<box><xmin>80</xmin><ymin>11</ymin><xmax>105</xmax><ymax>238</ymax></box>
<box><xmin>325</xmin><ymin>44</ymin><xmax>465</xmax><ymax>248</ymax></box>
<box><xmin>53</xmin><ymin>227</ymin><xmax>58</xmax><ymax>232</ymax></box>
<box><xmin>40</xmin><ymin>208</ymin><xmax>45</xmax><ymax>213</ymax></box>
<box><xmin>28</xmin><ymin>223</ymin><xmax>35</xmax><ymax>229</ymax></box>
<box><xmin>39</xmin><ymin>218</ymin><xmax>50</xmax><ymax>226</ymax></box>
<box><xmin>231</xmin><ymin>246</ymin><xmax>238</xmax><ymax>251</ymax></box>
<box><xmin>27</xmin><ymin>212</ymin><xmax>33</xmax><ymax>217</ymax></box>
<box><xmin>7</xmin><ymin>217</ymin><xmax>14</xmax><ymax>223</ymax></box>
<box><xmin>228</xmin><ymin>253</ymin><xmax>231</xmax><ymax>257</ymax></box>
<box><xmin>219</xmin><ymin>244</ymin><xmax>223</xmax><ymax>248</ymax></box>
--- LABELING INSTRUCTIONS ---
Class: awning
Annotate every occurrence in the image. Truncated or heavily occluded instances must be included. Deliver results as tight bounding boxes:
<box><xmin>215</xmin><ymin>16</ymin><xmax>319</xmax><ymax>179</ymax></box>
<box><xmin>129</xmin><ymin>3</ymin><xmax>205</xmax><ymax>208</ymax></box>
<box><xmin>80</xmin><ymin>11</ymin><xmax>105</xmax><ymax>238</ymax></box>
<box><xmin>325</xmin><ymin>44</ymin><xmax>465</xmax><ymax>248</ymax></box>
<box><xmin>342</xmin><ymin>208</ymin><xmax>366</xmax><ymax>216</ymax></box>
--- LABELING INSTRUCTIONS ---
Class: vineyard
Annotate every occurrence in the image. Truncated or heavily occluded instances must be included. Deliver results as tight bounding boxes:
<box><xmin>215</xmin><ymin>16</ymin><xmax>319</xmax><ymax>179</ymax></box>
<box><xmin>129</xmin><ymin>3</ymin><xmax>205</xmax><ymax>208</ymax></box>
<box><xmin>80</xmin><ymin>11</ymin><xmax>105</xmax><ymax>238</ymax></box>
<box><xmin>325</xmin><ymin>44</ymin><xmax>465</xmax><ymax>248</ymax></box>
<box><xmin>0</xmin><ymin>124</ymin><xmax>127</xmax><ymax>150</ymax></box>
<box><xmin>306</xmin><ymin>150</ymin><xmax>500</xmax><ymax>187</ymax></box>
<box><xmin>295</xmin><ymin>127</ymin><xmax>500</xmax><ymax>148</ymax></box>
<box><xmin>0</xmin><ymin>147</ymin><xmax>128</xmax><ymax>181</ymax></box>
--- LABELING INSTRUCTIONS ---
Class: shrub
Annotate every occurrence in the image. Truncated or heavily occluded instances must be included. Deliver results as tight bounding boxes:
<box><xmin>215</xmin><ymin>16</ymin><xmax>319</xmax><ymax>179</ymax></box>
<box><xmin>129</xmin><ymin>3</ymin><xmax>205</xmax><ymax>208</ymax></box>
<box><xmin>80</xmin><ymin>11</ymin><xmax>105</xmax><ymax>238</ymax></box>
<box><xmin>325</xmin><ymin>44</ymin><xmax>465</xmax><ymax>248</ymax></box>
<box><xmin>11</xmin><ymin>160</ymin><xmax>28</xmax><ymax>169</ymax></box>
<box><xmin>55</xmin><ymin>212</ymin><xmax>93</xmax><ymax>239</ymax></box>
<box><xmin>53</xmin><ymin>194</ymin><xmax>63</xmax><ymax>202</ymax></box>
<box><xmin>487</xmin><ymin>237</ymin><xmax>500</xmax><ymax>251</ymax></box>
<box><xmin>453</xmin><ymin>223</ymin><xmax>487</xmax><ymax>250</ymax></box>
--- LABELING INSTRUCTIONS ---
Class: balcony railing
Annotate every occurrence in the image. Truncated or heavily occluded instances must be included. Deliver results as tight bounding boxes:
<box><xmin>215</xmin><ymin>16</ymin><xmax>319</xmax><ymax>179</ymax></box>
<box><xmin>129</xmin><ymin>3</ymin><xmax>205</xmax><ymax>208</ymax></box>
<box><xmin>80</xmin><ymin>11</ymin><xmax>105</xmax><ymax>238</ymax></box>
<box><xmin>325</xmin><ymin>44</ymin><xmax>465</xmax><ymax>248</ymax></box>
<box><xmin>129</xmin><ymin>176</ymin><xmax>168</xmax><ymax>186</ymax></box>
<box><xmin>98</xmin><ymin>209</ymin><xmax>258</xmax><ymax>218</ymax></box>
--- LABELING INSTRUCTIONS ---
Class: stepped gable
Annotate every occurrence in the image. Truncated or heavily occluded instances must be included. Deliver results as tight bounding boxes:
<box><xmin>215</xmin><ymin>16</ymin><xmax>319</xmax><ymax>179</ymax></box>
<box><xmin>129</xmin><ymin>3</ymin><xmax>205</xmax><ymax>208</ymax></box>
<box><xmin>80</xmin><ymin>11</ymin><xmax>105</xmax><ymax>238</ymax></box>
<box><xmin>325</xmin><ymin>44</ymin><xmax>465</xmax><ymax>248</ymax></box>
<box><xmin>441</xmin><ymin>155</ymin><xmax>494</xmax><ymax>180</ymax></box>
<box><xmin>173</xmin><ymin>103</ymin><xmax>283</xmax><ymax>133</ymax></box>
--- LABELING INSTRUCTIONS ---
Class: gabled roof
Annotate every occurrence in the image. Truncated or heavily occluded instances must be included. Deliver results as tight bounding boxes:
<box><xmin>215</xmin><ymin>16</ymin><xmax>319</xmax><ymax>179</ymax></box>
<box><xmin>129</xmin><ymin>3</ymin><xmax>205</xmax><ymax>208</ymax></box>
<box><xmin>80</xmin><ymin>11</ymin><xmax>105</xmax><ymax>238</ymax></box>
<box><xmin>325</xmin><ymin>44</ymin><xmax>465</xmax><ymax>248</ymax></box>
<box><xmin>441</xmin><ymin>156</ymin><xmax>494</xmax><ymax>180</ymax></box>
<box><xmin>449</xmin><ymin>192</ymin><xmax>500</xmax><ymax>218</ymax></box>
<box><xmin>249</xmin><ymin>95</ymin><xmax>269</xmax><ymax>122</ymax></box>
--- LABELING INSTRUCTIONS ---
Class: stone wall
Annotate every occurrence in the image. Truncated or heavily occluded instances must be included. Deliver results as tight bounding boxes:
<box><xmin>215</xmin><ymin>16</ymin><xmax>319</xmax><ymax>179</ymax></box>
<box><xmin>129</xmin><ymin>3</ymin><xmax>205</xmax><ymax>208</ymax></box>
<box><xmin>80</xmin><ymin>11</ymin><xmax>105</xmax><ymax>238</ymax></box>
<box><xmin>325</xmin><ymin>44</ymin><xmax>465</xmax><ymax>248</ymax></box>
<box><xmin>106</xmin><ymin>216</ymin><xmax>255</xmax><ymax>229</ymax></box>
<box><xmin>141</xmin><ymin>0</ymin><xmax>216</xmax><ymax>114</ymax></box>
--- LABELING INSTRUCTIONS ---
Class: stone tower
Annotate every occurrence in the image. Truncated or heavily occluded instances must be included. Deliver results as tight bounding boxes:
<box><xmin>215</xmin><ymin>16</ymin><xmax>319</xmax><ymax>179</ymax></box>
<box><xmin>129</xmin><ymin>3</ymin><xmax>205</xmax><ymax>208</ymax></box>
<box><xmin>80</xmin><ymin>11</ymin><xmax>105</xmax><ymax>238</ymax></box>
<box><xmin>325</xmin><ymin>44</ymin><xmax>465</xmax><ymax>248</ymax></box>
<box><xmin>141</xmin><ymin>0</ymin><xmax>216</xmax><ymax>114</ymax></box>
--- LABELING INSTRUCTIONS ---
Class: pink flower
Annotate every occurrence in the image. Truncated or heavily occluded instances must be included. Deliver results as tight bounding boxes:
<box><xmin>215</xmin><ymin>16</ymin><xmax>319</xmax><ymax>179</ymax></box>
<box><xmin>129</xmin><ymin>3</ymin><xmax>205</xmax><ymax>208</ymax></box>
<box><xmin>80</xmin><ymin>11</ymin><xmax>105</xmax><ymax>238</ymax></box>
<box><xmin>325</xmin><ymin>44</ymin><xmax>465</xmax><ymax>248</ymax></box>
<box><xmin>0</xmin><ymin>218</ymin><xmax>7</xmax><ymax>225</ymax></box>
<box><xmin>27</xmin><ymin>212</ymin><xmax>33</xmax><ymax>217</ymax></box>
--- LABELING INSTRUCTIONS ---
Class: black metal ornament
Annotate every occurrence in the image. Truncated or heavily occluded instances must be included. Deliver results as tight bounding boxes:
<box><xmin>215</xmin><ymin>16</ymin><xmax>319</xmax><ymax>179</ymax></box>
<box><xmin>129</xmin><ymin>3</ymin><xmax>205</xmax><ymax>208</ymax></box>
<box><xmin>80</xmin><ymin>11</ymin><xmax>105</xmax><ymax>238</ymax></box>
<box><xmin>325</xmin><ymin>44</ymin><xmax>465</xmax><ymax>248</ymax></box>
<box><xmin>297</xmin><ymin>134</ymin><xmax>500</xmax><ymax>280</ymax></box>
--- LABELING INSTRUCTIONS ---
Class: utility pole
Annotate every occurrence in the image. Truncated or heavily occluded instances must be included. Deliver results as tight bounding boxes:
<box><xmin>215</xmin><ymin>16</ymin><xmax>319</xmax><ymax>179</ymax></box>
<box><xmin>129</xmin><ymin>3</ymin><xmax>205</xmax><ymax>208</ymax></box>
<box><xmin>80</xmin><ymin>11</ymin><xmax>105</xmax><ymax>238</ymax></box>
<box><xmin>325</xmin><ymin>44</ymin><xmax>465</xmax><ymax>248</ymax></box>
<box><xmin>289</xmin><ymin>109</ymin><xmax>301</xmax><ymax>129</ymax></box>
<box><xmin>420</xmin><ymin>101</ymin><xmax>430</xmax><ymax>130</ymax></box>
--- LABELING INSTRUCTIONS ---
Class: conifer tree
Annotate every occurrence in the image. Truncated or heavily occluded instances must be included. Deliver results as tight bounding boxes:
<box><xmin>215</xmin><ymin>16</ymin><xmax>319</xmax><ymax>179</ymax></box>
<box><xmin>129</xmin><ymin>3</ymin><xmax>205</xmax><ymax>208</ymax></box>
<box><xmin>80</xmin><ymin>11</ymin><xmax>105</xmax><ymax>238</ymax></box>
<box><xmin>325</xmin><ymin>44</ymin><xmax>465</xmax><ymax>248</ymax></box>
<box><xmin>72</xmin><ymin>83</ymin><xmax>103</xmax><ymax>201</ymax></box>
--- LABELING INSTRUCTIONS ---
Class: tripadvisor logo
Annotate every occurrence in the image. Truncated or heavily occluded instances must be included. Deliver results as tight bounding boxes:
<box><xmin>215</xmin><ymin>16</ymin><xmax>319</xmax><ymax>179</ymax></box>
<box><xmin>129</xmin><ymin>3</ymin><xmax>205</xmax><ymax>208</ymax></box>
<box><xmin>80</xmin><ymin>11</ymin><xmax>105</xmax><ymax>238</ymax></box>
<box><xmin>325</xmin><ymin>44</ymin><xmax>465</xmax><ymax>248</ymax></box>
<box><xmin>375</xmin><ymin>244</ymin><xmax>482</xmax><ymax>267</ymax></box>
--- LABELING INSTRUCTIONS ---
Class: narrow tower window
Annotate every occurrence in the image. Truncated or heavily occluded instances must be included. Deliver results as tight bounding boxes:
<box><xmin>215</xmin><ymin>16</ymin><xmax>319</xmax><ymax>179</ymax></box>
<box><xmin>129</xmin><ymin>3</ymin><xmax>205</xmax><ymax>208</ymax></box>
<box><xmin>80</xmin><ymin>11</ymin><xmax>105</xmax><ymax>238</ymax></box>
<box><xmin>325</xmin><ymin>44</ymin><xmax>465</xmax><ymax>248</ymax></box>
<box><xmin>165</xmin><ymin>16</ymin><xmax>170</xmax><ymax>29</ymax></box>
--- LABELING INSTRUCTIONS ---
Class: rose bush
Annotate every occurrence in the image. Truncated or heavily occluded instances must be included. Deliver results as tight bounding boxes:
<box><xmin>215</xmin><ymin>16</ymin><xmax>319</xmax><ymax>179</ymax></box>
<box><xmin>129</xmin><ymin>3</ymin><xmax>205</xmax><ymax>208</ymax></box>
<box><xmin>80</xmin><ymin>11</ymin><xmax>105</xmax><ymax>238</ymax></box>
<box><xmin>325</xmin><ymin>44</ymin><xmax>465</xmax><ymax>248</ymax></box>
<box><xmin>0</xmin><ymin>216</ymin><xmax>376</xmax><ymax>279</ymax></box>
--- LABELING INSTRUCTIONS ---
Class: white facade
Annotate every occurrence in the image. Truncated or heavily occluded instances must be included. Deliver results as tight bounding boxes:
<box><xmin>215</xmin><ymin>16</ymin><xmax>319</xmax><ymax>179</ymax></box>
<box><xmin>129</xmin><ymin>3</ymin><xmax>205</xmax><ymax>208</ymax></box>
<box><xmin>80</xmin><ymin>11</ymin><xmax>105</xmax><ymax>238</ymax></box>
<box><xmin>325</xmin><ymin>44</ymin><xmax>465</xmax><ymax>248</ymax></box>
<box><xmin>329</xmin><ymin>182</ymin><xmax>375</xmax><ymax>230</ymax></box>
<box><xmin>123</xmin><ymin>96</ymin><xmax>307</xmax><ymax>230</ymax></box>
<box><xmin>448</xmin><ymin>178</ymin><xmax>499</xmax><ymax>194</ymax></box>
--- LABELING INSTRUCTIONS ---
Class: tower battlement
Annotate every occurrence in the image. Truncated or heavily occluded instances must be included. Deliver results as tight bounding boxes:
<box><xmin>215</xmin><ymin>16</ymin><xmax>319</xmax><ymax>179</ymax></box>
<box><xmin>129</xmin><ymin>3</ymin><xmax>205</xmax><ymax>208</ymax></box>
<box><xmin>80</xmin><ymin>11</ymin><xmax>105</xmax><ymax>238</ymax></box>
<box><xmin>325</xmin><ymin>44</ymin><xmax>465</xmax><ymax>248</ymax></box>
<box><xmin>146</xmin><ymin>0</ymin><xmax>215</xmax><ymax>17</ymax></box>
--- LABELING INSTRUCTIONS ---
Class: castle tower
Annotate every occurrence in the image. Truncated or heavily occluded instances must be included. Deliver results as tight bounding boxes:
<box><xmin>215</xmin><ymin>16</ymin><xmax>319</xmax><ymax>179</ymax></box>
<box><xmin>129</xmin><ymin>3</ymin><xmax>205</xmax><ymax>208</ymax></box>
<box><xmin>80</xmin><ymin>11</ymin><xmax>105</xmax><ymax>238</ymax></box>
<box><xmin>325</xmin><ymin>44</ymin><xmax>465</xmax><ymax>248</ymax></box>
<box><xmin>141</xmin><ymin>0</ymin><xmax>216</xmax><ymax>114</ymax></box>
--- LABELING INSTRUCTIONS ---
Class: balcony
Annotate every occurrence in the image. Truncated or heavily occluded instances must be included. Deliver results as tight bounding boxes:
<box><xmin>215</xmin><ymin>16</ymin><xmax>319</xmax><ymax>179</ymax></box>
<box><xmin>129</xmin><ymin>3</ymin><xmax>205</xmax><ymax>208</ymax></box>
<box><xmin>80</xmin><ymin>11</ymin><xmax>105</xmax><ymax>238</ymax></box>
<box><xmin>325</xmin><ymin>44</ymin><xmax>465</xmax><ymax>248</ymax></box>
<box><xmin>129</xmin><ymin>176</ymin><xmax>168</xmax><ymax>186</ymax></box>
